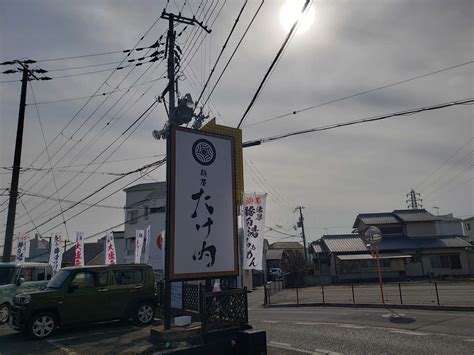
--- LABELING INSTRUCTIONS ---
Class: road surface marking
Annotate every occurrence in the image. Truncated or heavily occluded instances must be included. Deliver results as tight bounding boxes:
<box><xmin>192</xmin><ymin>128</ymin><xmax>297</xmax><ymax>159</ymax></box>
<box><xmin>268</xmin><ymin>342</ymin><xmax>316</xmax><ymax>354</ymax></box>
<box><xmin>463</xmin><ymin>338</ymin><xmax>474</xmax><ymax>342</ymax></box>
<box><xmin>295</xmin><ymin>321</ymin><xmax>334</xmax><ymax>326</ymax></box>
<box><xmin>338</xmin><ymin>324</ymin><xmax>367</xmax><ymax>329</ymax></box>
<box><xmin>261</xmin><ymin>320</ymin><xmax>279</xmax><ymax>323</ymax></box>
<box><xmin>51</xmin><ymin>328</ymin><xmax>136</xmax><ymax>341</ymax></box>
<box><xmin>47</xmin><ymin>340</ymin><xmax>78</xmax><ymax>355</ymax></box>
<box><xmin>390</xmin><ymin>330</ymin><xmax>427</xmax><ymax>336</ymax></box>
<box><xmin>269</xmin><ymin>341</ymin><xmax>292</xmax><ymax>347</ymax></box>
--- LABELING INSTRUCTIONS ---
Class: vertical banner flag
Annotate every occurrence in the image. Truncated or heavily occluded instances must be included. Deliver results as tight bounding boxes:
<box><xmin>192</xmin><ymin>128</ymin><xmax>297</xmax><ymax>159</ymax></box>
<box><xmin>243</xmin><ymin>193</ymin><xmax>266</xmax><ymax>270</ymax></box>
<box><xmin>144</xmin><ymin>225</ymin><xmax>152</xmax><ymax>264</ymax></box>
<box><xmin>105</xmin><ymin>231</ymin><xmax>117</xmax><ymax>265</ymax></box>
<box><xmin>49</xmin><ymin>234</ymin><xmax>63</xmax><ymax>274</ymax></box>
<box><xmin>156</xmin><ymin>230</ymin><xmax>165</xmax><ymax>270</ymax></box>
<box><xmin>74</xmin><ymin>232</ymin><xmax>84</xmax><ymax>267</ymax></box>
<box><xmin>135</xmin><ymin>230</ymin><xmax>145</xmax><ymax>263</ymax></box>
<box><xmin>15</xmin><ymin>234</ymin><xmax>29</xmax><ymax>262</ymax></box>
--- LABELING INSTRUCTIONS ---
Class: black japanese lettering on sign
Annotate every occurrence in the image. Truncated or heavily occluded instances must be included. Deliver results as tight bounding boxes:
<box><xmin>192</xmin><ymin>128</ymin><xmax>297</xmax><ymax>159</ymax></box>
<box><xmin>191</xmin><ymin>165</ymin><xmax>217</xmax><ymax>267</ymax></box>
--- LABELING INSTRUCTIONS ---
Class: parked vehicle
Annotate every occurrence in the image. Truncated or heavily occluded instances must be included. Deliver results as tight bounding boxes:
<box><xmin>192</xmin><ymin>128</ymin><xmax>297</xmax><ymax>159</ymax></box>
<box><xmin>0</xmin><ymin>262</ymin><xmax>52</xmax><ymax>324</ymax></box>
<box><xmin>269</xmin><ymin>268</ymin><xmax>283</xmax><ymax>280</ymax></box>
<box><xmin>8</xmin><ymin>264</ymin><xmax>158</xmax><ymax>339</ymax></box>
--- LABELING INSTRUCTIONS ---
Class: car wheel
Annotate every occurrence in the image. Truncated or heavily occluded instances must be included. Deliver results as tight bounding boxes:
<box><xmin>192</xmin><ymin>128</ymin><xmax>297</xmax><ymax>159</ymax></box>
<box><xmin>134</xmin><ymin>302</ymin><xmax>155</xmax><ymax>325</ymax></box>
<box><xmin>0</xmin><ymin>304</ymin><xmax>9</xmax><ymax>324</ymax></box>
<box><xmin>29</xmin><ymin>312</ymin><xmax>57</xmax><ymax>339</ymax></box>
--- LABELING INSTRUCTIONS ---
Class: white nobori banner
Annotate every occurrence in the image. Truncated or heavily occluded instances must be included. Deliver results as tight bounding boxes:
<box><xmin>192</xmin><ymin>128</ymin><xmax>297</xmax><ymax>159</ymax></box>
<box><xmin>49</xmin><ymin>234</ymin><xmax>63</xmax><ymax>274</ymax></box>
<box><xmin>105</xmin><ymin>231</ymin><xmax>117</xmax><ymax>265</ymax></box>
<box><xmin>15</xmin><ymin>234</ymin><xmax>29</xmax><ymax>263</ymax></box>
<box><xmin>143</xmin><ymin>225</ymin><xmax>151</xmax><ymax>264</ymax></box>
<box><xmin>74</xmin><ymin>232</ymin><xmax>84</xmax><ymax>267</ymax></box>
<box><xmin>135</xmin><ymin>229</ymin><xmax>145</xmax><ymax>263</ymax></box>
<box><xmin>242</xmin><ymin>193</ymin><xmax>267</xmax><ymax>270</ymax></box>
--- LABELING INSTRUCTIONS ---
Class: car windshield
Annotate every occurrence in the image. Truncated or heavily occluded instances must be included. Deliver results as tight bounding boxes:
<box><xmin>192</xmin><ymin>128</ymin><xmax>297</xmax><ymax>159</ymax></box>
<box><xmin>47</xmin><ymin>270</ymin><xmax>71</xmax><ymax>288</ymax></box>
<box><xmin>0</xmin><ymin>266</ymin><xmax>15</xmax><ymax>285</ymax></box>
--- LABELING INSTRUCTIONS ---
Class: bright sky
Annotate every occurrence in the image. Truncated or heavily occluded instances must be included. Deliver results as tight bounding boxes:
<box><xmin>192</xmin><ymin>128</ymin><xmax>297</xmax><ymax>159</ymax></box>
<box><xmin>0</xmin><ymin>0</ymin><xmax>472</xmax><ymax>252</ymax></box>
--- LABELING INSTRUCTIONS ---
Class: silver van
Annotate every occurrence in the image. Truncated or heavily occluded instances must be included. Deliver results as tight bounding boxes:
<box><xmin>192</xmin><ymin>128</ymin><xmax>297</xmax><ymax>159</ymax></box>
<box><xmin>0</xmin><ymin>262</ymin><xmax>52</xmax><ymax>324</ymax></box>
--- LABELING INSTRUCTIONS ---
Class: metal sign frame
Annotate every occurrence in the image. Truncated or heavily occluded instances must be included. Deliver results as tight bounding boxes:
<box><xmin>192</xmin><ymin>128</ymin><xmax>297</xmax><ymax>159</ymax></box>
<box><xmin>168</xmin><ymin>125</ymin><xmax>238</xmax><ymax>280</ymax></box>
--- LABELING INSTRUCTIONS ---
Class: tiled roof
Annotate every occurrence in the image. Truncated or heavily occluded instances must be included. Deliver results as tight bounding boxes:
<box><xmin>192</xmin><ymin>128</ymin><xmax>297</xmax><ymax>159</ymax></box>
<box><xmin>379</xmin><ymin>235</ymin><xmax>470</xmax><ymax>251</ymax></box>
<box><xmin>266</xmin><ymin>249</ymin><xmax>284</xmax><ymax>260</ymax></box>
<box><xmin>311</xmin><ymin>243</ymin><xmax>323</xmax><ymax>254</ymax></box>
<box><xmin>436</xmin><ymin>214</ymin><xmax>462</xmax><ymax>222</ymax></box>
<box><xmin>393</xmin><ymin>209</ymin><xmax>438</xmax><ymax>222</ymax></box>
<box><xmin>355</xmin><ymin>213</ymin><xmax>400</xmax><ymax>227</ymax></box>
<box><xmin>322</xmin><ymin>235</ymin><xmax>368</xmax><ymax>253</ymax></box>
<box><xmin>270</xmin><ymin>241</ymin><xmax>303</xmax><ymax>250</ymax></box>
<box><xmin>320</xmin><ymin>234</ymin><xmax>470</xmax><ymax>253</ymax></box>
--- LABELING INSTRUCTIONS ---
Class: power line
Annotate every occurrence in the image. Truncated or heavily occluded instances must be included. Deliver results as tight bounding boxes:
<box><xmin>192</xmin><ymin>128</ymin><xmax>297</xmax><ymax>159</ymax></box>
<box><xmin>242</xmin><ymin>98</ymin><xmax>474</xmax><ymax>147</ymax></box>
<box><xmin>237</xmin><ymin>0</ymin><xmax>312</xmax><ymax>128</ymax></box>
<box><xmin>414</xmin><ymin>137</ymin><xmax>473</xmax><ymax>190</ymax></box>
<box><xmin>11</xmin><ymin>13</ymin><xmax>166</xmax><ymax>199</ymax></box>
<box><xmin>244</xmin><ymin>60</ymin><xmax>474</xmax><ymax>128</ymax></box>
<box><xmin>29</xmin><ymin>82</ymin><xmax>71</xmax><ymax>242</ymax></box>
<box><xmin>194</xmin><ymin>0</ymin><xmax>248</xmax><ymax>108</ymax></box>
<box><xmin>24</xmin><ymin>76</ymin><xmax>165</xmax><ymax>106</ymax></box>
<box><xmin>202</xmin><ymin>0</ymin><xmax>264</xmax><ymax>110</ymax></box>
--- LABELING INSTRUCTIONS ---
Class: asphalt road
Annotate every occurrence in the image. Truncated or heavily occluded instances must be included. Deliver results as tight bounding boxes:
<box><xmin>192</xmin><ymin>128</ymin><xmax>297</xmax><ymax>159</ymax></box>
<box><xmin>250</xmin><ymin>306</ymin><xmax>474</xmax><ymax>354</ymax></box>
<box><xmin>1</xmin><ymin>296</ymin><xmax>473</xmax><ymax>354</ymax></box>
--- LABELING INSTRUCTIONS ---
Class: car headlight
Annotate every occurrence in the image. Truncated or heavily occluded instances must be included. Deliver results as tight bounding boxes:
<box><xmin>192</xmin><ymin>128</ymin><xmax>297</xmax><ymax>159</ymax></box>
<box><xmin>14</xmin><ymin>294</ymin><xmax>32</xmax><ymax>305</ymax></box>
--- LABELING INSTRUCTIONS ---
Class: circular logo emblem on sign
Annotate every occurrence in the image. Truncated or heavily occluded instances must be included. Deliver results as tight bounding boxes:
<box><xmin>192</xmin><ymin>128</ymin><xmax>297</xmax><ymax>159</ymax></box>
<box><xmin>192</xmin><ymin>139</ymin><xmax>216</xmax><ymax>166</ymax></box>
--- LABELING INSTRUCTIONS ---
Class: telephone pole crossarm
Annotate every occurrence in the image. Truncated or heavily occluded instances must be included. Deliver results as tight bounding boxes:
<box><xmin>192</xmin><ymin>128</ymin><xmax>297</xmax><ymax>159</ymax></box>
<box><xmin>161</xmin><ymin>10</ymin><xmax>212</xmax><ymax>33</ymax></box>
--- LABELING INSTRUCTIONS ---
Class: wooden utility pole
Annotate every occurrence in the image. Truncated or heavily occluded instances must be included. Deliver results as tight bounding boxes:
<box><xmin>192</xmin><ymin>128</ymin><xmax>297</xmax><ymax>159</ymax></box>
<box><xmin>161</xmin><ymin>10</ymin><xmax>210</xmax><ymax>330</ymax></box>
<box><xmin>295</xmin><ymin>206</ymin><xmax>308</xmax><ymax>262</ymax></box>
<box><xmin>2</xmin><ymin>61</ymin><xmax>50</xmax><ymax>262</ymax></box>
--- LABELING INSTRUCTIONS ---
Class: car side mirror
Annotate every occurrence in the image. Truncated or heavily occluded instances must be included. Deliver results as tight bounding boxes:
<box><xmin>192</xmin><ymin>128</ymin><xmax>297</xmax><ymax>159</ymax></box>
<box><xmin>17</xmin><ymin>277</ymin><xmax>25</xmax><ymax>286</ymax></box>
<box><xmin>68</xmin><ymin>284</ymin><xmax>78</xmax><ymax>293</ymax></box>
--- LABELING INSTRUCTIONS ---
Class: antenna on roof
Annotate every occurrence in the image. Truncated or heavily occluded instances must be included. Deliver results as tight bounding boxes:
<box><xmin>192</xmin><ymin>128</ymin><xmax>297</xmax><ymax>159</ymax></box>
<box><xmin>406</xmin><ymin>189</ymin><xmax>423</xmax><ymax>209</ymax></box>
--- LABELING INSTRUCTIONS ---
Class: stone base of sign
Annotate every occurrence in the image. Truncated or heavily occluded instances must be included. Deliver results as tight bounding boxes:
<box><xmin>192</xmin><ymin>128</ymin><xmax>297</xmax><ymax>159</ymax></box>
<box><xmin>149</xmin><ymin>322</ymin><xmax>202</xmax><ymax>344</ymax></box>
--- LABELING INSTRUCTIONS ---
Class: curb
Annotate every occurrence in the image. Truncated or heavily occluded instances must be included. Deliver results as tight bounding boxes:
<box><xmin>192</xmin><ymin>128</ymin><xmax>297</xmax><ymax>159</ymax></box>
<box><xmin>264</xmin><ymin>302</ymin><xmax>474</xmax><ymax>312</ymax></box>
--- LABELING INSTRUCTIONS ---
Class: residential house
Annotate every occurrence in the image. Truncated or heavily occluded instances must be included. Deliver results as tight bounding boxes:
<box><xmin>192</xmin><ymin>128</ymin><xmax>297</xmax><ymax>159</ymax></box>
<box><xmin>463</xmin><ymin>216</ymin><xmax>474</xmax><ymax>244</ymax></box>
<box><xmin>309</xmin><ymin>209</ymin><xmax>471</xmax><ymax>284</ymax></box>
<box><xmin>266</xmin><ymin>241</ymin><xmax>304</xmax><ymax>275</ymax></box>
<box><xmin>123</xmin><ymin>182</ymin><xmax>166</xmax><ymax>273</ymax></box>
<box><xmin>26</xmin><ymin>234</ymin><xmax>51</xmax><ymax>263</ymax></box>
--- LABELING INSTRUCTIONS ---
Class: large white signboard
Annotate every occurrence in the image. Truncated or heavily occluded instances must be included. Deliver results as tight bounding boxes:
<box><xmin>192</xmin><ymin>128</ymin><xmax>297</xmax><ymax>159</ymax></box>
<box><xmin>170</xmin><ymin>126</ymin><xmax>238</xmax><ymax>280</ymax></box>
<box><xmin>243</xmin><ymin>193</ymin><xmax>266</xmax><ymax>270</ymax></box>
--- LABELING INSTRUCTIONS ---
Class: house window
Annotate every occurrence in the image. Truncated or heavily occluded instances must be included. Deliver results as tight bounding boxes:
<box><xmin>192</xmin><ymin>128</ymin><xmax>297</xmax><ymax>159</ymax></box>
<box><xmin>127</xmin><ymin>210</ymin><xmax>138</xmax><ymax>224</ymax></box>
<box><xmin>466</xmin><ymin>223</ymin><xmax>471</xmax><ymax>231</ymax></box>
<box><xmin>144</xmin><ymin>206</ymin><xmax>149</xmax><ymax>220</ymax></box>
<box><xmin>430</xmin><ymin>254</ymin><xmax>462</xmax><ymax>270</ymax></box>
<box><xmin>150</xmin><ymin>206</ymin><xmax>165</xmax><ymax>214</ymax></box>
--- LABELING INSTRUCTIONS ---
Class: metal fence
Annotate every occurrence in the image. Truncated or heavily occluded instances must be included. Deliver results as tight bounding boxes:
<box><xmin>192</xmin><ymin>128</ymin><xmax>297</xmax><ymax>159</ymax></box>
<box><xmin>264</xmin><ymin>279</ymin><xmax>286</xmax><ymax>305</ymax></box>
<box><xmin>265</xmin><ymin>281</ymin><xmax>474</xmax><ymax>307</ymax></box>
<box><xmin>201</xmin><ymin>288</ymin><xmax>249</xmax><ymax>334</ymax></box>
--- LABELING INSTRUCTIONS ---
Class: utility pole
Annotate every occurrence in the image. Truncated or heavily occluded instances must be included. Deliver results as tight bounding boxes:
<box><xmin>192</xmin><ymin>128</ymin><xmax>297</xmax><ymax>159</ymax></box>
<box><xmin>1</xmin><ymin>60</ymin><xmax>51</xmax><ymax>262</ymax></box>
<box><xmin>295</xmin><ymin>206</ymin><xmax>308</xmax><ymax>262</ymax></box>
<box><xmin>160</xmin><ymin>10</ymin><xmax>211</xmax><ymax>330</ymax></box>
<box><xmin>406</xmin><ymin>189</ymin><xmax>423</xmax><ymax>209</ymax></box>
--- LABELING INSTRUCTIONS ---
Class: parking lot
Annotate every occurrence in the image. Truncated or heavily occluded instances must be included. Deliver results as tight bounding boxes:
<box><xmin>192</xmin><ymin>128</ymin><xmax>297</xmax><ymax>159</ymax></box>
<box><xmin>0</xmin><ymin>320</ymin><xmax>157</xmax><ymax>355</ymax></box>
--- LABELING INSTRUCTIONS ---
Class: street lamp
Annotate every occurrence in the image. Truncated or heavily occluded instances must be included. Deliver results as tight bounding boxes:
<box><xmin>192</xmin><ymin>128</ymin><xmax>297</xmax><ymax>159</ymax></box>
<box><xmin>363</xmin><ymin>226</ymin><xmax>385</xmax><ymax>304</ymax></box>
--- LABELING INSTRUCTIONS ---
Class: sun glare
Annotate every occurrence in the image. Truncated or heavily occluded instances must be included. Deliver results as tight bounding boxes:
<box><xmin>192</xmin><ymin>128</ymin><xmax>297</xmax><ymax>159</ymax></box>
<box><xmin>279</xmin><ymin>0</ymin><xmax>315</xmax><ymax>35</ymax></box>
